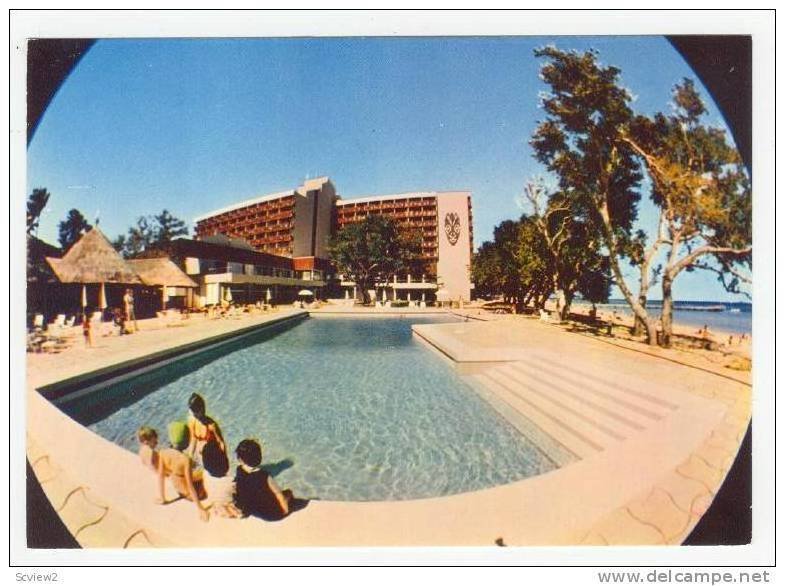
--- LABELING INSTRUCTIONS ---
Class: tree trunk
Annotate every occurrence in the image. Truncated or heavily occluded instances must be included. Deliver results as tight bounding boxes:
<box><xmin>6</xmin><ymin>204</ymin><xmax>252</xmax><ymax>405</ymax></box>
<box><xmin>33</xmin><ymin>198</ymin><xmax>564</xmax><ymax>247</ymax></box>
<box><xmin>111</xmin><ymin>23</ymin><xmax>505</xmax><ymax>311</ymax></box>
<box><xmin>632</xmin><ymin>293</ymin><xmax>648</xmax><ymax>337</ymax></box>
<box><xmin>660</xmin><ymin>273</ymin><xmax>674</xmax><ymax>347</ymax></box>
<box><xmin>356</xmin><ymin>278</ymin><xmax>371</xmax><ymax>305</ymax></box>
<box><xmin>559</xmin><ymin>291</ymin><xmax>572</xmax><ymax>321</ymax></box>
<box><xmin>598</xmin><ymin>205</ymin><xmax>657</xmax><ymax>346</ymax></box>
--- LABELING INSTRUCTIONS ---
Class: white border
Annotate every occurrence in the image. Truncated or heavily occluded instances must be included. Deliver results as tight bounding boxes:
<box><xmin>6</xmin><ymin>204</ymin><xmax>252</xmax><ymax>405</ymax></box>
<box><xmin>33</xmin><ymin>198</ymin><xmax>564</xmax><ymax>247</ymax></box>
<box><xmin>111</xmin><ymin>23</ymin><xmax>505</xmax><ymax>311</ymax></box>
<box><xmin>7</xmin><ymin>9</ymin><xmax>776</xmax><ymax>570</ymax></box>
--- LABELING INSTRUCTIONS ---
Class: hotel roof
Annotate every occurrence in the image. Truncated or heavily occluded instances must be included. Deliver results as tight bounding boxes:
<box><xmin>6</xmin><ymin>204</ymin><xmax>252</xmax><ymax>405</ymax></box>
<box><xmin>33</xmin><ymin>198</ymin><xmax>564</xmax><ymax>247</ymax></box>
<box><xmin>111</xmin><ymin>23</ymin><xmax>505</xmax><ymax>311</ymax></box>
<box><xmin>335</xmin><ymin>191</ymin><xmax>471</xmax><ymax>206</ymax></box>
<box><xmin>193</xmin><ymin>189</ymin><xmax>295</xmax><ymax>223</ymax></box>
<box><xmin>193</xmin><ymin>176</ymin><xmax>333</xmax><ymax>223</ymax></box>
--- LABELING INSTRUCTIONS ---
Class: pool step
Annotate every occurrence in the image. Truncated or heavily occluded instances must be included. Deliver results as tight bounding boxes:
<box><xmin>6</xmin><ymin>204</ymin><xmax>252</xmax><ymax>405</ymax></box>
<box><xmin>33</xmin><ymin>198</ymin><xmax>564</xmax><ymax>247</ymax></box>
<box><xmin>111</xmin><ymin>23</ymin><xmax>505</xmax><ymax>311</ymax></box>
<box><xmin>469</xmin><ymin>372</ymin><xmax>601</xmax><ymax>460</ymax></box>
<box><xmin>501</xmin><ymin>360</ymin><xmax>672</xmax><ymax>427</ymax></box>
<box><xmin>519</xmin><ymin>350</ymin><xmax>680</xmax><ymax>413</ymax></box>
<box><xmin>469</xmin><ymin>356</ymin><xmax>679</xmax><ymax>462</ymax></box>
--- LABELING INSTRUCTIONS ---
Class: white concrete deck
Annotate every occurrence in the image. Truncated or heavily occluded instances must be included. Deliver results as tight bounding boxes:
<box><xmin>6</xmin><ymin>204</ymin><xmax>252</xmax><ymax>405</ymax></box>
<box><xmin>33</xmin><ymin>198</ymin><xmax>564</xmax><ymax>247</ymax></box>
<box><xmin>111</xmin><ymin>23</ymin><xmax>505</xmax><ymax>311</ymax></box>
<box><xmin>26</xmin><ymin>309</ymin><xmax>750</xmax><ymax>547</ymax></box>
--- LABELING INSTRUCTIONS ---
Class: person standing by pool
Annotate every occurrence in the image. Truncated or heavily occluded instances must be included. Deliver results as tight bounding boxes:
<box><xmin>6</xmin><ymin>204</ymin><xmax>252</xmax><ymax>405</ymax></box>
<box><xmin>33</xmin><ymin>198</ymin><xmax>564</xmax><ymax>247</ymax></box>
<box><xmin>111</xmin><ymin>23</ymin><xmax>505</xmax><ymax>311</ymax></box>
<box><xmin>187</xmin><ymin>393</ymin><xmax>226</xmax><ymax>461</ymax></box>
<box><xmin>123</xmin><ymin>289</ymin><xmax>138</xmax><ymax>332</ymax></box>
<box><xmin>82</xmin><ymin>309</ymin><xmax>93</xmax><ymax>348</ymax></box>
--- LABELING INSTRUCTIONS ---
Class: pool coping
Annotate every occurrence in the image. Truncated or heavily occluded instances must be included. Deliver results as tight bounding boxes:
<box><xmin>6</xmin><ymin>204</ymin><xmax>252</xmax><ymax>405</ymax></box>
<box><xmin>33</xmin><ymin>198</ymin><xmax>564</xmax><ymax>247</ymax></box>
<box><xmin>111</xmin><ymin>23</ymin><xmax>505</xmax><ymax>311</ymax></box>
<box><xmin>26</xmin><ymin>309</ymin><xmax>751</xmax><ymax>548</ymax></box>
<box><xmin>38</xmin><ymin>311</ymin><xmax>308</xmax><ymax>402</ymax></box>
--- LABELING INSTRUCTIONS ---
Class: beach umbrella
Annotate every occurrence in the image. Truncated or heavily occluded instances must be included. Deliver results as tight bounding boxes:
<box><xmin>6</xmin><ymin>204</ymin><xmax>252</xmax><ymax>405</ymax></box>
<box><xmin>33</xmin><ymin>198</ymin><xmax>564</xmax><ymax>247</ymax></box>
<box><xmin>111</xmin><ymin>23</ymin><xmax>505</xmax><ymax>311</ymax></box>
<box><xmin>382</xmin><ymin>289</ymin><xmax>387</xmax><ymax>302</ymax></box>
<box><xmin>81</xmin><ymin>284</ymin><xmax>87</xmax><ymax>309</ymax></box>
<box><xmin>98</xmin><ymin>283</ymin><xmax>107</xmax><ymax>310</ymax></box>
<box><xmin>421</xmin><ymin>292</ymin><xmax>425</xmax><ymax>302</ymax></box>
<box><xmin>266</xmin><ymin>288</ymin><xmax>272</xmax><ymax>302</ymax></box>
<box><xmin>344</xmin><ymin>289</ymin><xmax>349</xmax><ymax>299</ymax></box>
<box><xmin>224</xmin><ymin>286</ymin><xmax>233</xmax><ymax>302</ymax></box>
<box><xmin>298</xmin><ymin>289</ymin><xmax>314</xmax><ymax>297</ymax></box>
<box><xmin>162</xmin><ymin>285</ymin><xmax>169</xmax><ymax>310</ymax></box>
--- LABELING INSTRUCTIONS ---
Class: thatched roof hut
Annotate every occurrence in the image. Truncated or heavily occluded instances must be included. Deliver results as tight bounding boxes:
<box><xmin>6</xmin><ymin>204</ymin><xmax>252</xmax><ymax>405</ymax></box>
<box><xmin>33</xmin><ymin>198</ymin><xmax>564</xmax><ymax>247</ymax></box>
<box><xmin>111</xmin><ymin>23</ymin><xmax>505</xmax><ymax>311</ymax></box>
<box><xmin>127</xmin><ymin>258</ymin><xmax>198</xmax><ymax>288</ymax></box>
<box><xmin>46</xmin><ymin>227</ymin><xmax>142</xmax><ymax>284</ymax></box>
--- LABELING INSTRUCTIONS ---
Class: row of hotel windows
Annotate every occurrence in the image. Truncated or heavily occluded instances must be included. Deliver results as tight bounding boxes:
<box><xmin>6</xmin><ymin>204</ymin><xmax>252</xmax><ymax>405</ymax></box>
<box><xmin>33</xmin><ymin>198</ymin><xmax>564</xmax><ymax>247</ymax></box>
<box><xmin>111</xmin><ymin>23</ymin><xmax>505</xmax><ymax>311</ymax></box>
<box><xmin>199</xmin><ymin>260</ymin><xmax>325</xmax><ymax>281</ymax></box>
<box><xmin>337</xmin><ymin>198</ymin><xmax>437</xmax><ymax>209</ymax></box>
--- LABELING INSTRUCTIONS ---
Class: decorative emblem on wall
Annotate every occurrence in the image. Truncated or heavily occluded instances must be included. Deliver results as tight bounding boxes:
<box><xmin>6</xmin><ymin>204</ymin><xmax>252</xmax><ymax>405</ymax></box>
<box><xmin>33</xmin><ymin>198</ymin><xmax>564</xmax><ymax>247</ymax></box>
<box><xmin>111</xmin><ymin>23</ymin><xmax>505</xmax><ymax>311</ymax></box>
<box><xmin>445</xmin><ymin>213</ymin><xmax>461</xmax><ymax>246</ymax></box>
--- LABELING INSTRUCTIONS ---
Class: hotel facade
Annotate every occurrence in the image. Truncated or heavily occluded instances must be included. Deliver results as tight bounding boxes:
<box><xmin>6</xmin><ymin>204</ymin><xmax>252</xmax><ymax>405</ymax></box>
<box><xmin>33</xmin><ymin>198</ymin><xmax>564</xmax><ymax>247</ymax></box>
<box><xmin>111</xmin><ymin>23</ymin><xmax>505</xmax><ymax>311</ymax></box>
<box><xmin>189</xmin><ymin>177</ymin><xmax>474</xmax><ymax>305</ymax></box>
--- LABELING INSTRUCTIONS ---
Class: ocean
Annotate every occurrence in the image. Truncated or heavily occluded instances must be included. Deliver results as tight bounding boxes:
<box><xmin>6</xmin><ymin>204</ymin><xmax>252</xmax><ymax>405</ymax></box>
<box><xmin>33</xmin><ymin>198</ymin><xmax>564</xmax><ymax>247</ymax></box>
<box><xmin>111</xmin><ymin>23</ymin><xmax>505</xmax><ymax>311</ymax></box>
<box><xmin>594</xmin><ymin>299</ymin><xmax>752</xmax><ymax>335</ymax></box>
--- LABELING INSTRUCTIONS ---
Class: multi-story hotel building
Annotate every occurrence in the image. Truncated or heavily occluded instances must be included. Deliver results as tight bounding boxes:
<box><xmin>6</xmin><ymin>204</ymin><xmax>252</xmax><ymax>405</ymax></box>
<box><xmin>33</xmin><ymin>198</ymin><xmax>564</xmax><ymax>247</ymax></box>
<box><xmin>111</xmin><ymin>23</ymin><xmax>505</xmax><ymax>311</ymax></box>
<box><xmin>194</xmin><ymin>176</ymin><xmax>335</xmax><ymax>266</ymax></box>
<box><xmin>334</xmin><ymin>191</ymin><xmax>473</xmax><ymax>302</ymax></box>
<box><xmin>193</xmin><ymin>177</ymin><xmax>473</xmax><ymax>304</ymax></box>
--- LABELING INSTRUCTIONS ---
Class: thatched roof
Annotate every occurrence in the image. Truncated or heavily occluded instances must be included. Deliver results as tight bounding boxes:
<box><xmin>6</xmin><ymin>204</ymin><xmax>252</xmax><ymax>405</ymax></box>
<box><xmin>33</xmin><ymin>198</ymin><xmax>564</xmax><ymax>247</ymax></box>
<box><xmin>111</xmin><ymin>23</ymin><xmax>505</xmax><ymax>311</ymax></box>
<box><xmin>46</xmin><ymin>227</ymin><xmax>143</xmax><ymax>284</ymax></box>
<box><xmin>128</xmin><ymin>258</ymin><xmax>198</xmax><ymax>288</ymax></box>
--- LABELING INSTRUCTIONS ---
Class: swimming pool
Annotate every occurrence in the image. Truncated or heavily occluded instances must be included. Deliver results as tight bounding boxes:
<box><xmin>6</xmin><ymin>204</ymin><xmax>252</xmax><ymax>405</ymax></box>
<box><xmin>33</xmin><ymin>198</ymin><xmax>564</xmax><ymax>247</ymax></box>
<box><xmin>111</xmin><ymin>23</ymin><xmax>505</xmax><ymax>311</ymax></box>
<box><xmin>58</xmin><ymin>315</ymin><xmax>556</xmax><ymax>501</ymax></box>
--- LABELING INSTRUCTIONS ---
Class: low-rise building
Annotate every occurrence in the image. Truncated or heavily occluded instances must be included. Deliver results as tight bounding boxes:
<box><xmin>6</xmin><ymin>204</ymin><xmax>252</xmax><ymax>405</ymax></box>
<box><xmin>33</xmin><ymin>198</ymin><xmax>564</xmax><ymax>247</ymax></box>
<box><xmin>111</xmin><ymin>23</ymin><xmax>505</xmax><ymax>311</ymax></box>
<box><xmin>150</xmin><ymin>234</ymin><xmax>328</xmax><ymax>307</ymax></box>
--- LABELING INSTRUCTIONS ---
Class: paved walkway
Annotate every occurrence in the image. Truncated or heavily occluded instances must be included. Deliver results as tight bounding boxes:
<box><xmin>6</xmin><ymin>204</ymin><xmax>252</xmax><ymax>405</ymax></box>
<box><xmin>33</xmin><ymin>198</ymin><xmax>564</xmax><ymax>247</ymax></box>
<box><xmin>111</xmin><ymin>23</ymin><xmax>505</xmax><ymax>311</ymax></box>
<box><xmin>413</xmin><ymin>318</ymin><xmax>751</xmax><ymax>544</ymax></box>
<box><xmin>26</xmin><ymin>309</ymin><xmax>750</xmax><ymax>547</ymax></box>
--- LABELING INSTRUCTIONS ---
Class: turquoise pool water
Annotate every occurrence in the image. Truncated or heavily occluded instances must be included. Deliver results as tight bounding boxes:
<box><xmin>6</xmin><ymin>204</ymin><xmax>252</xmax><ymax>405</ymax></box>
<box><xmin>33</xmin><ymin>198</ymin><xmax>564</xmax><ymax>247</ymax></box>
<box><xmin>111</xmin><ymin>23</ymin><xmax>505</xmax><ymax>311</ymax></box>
<box><xmin>61</xmin><ymin>316</ymin><xmax>555</xmax><ymax>501</ymax></box>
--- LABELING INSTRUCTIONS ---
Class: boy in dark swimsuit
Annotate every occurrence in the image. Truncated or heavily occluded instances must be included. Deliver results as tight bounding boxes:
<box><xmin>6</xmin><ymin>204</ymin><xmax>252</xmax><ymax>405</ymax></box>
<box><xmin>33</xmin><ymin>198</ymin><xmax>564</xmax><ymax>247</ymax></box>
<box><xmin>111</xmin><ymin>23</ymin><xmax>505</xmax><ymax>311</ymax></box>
<box><xmin>234</xmin><ymin>439</ymin><xmax>298</xmax><ymax>521</ymax></box>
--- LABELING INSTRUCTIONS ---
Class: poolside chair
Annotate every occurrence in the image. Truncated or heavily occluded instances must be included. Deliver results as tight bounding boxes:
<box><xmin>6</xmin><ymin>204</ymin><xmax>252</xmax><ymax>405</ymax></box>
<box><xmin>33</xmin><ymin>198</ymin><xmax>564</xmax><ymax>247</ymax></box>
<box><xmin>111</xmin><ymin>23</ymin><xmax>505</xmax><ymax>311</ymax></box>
<box><xmin>65</xmin><ymin>315</ymin><xmax>76</xmax><ymax>327</ymax></box>
<box><xmin>49</xmin><ymin>314</ymin><xmax>66</xmax><ymax>330</ymax></box>
<box><xmin>32</xmin><ymin>314</ymin><xmax>44</xmax><ymax>331</ymax></box>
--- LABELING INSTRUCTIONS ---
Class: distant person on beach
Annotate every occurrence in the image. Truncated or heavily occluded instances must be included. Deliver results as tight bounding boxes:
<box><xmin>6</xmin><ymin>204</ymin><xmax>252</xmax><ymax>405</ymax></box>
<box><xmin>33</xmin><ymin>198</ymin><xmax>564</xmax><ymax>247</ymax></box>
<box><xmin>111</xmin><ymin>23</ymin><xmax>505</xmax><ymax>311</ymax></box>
<box><xmin>155</xmin><ymin>421</ymin><xmax>209</xmax><ymax>521</ymax></box>
<box><xmin>123</xmin><ymin>289</ymin><xmax>138</xmax><ymax>332</ymax></box>
<box><xmin>187</xmin><ymin>393</ymin><xmax>226</xmax><ymax>461</ymax></box>
<box><xmin>82</xmin><ymin>309</ymin><xmax>93</xmax><ymax>347</ymax></box>
<box><xmin>201</xmin><ymin>440</ymin><xmax>242</xmax><ymax>518</ymax></box>
<box><xmin>234</xmin><ymin>439</ymin><xmax>305</xmax><ymax>521</ymax></box>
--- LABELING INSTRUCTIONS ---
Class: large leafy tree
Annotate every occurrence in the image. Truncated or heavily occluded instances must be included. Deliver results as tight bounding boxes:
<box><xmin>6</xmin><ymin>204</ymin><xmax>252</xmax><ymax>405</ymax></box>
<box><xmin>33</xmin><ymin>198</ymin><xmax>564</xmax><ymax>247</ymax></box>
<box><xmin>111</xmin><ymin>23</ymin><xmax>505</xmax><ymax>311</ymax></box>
<box><xmin>122</xmin><ymin>216</ymin><xmax>155</xmax><ymax>258</ymax></box>
<box><xmin>58</xmin><ymin>208</ymin><xmax>92</xmax><ymax>251</ymax></box>
<box><xmin>328</xmin><ymin>214</ymin><xmax>420</xmax><ymax>305</ymax></box>
<box><xmin>115</xmin><ymin>210</ymin><xmax>189</xmax><ymax>258</ymax></box>
<box><xmin>472</xmin><ymin>220</ymin><xmax>528</xmax><ymax>307</ymax></box>
<box><xmin>624</xmin><ymin>79</ymin><xmax>752</xmax><ymax>346</ymax></box>
<box><xmin>26</xmin><ymin>187</ymin><xmax>51</xmax><ymax>235</ymax></box>
<box><xmin>530</xmin><ymin>47</ymin><xmax>655</xmax><ymax>343</ymax></box>
<box><xmin>522</xmin><ymin>180</ymin><xmax>611</xmax><ymax>320</ymax></box>
<box><xmin>471</xmin><ymin>215</ymin><xmax>562</xmax><ymax>313</ymax></box>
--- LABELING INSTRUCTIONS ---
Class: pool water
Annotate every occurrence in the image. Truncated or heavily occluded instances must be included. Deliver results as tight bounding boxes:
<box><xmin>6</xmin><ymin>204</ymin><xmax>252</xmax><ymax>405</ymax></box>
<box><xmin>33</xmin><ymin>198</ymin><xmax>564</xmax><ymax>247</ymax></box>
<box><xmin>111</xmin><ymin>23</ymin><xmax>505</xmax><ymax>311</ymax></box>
<box><xmin>61</xmin><ymin>316</ymin><xmax>556</xmax><ymax>501</ymax></box>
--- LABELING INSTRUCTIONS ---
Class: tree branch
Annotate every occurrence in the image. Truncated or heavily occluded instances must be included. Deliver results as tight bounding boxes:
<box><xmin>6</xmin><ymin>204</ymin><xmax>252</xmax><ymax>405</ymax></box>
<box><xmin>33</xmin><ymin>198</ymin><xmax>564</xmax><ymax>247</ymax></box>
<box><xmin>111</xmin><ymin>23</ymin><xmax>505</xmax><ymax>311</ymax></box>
<box><xmin>670</xmin><ymin>245</ymin><xmax>752</xmax><ymax>278</ymax></box>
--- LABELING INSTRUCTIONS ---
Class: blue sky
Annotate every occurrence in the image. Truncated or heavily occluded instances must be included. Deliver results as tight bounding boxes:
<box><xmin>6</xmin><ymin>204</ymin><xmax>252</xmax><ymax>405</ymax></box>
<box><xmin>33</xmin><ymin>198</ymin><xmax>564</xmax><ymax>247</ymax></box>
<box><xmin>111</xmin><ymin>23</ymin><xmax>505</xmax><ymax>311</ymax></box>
<box><xmin>27</xmin><ymin>36</ymin><xmax>743</xmax><ymax>301</ymax></box>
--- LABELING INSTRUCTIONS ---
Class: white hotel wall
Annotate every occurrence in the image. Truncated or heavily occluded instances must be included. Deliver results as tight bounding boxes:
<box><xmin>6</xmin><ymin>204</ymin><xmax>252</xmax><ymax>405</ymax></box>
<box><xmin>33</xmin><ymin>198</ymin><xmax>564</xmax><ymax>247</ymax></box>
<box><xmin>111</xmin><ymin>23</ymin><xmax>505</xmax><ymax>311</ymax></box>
<box><xmin>435</xmin><ymin>192</ymin><xmax>472</xmax><ymax>302</ymax></box>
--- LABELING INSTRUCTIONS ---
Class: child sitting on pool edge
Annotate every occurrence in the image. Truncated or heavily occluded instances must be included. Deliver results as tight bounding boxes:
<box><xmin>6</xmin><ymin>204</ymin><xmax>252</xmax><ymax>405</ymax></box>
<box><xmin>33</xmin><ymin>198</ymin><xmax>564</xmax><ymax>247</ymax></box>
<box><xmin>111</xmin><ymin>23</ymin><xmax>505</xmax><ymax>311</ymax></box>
<box><xmin>187</xmin><ymin>392</ymin><xmax>226</xmax><ymax>462</ymax></box>
<box><xmin>234</xmin><ymin>439</ymin><xmax>306</xmax><ymax>521</ymax></box>
<box><xmin>201</xmin><ymin>440</ymin><xmax>242</xmax><ymax>518</ymax></box>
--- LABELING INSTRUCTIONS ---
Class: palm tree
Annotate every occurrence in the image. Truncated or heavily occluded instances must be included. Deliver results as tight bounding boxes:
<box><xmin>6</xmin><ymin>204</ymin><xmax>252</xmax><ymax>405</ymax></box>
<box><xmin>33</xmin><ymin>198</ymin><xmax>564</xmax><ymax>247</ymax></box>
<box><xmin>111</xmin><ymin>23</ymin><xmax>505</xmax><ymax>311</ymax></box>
<box><xmin>58</xmin><ymin>208</ymin><xmax>92</xmax><ymax>251</ymax></box>
<box><xmin>26</xmin><ymin>188</ymin><xmax>51</xmax><ymax>235</ymax></box>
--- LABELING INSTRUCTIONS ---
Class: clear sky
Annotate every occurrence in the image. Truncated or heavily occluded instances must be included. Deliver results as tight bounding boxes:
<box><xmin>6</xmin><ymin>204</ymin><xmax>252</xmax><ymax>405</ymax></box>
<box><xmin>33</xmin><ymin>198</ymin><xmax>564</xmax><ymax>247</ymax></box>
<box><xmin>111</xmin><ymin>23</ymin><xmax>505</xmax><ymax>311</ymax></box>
<box><xmin>27</xmin><ymin>36</ymin><xmax>744</xmax><ymax>302</ymax></box>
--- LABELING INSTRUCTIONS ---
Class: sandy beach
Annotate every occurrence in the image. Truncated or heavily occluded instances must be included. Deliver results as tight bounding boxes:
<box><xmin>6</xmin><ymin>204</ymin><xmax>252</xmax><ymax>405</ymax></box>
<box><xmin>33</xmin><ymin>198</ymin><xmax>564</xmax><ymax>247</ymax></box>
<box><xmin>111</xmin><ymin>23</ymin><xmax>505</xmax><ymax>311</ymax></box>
<box><xmin>541</xmin><ymin>300</ymin><xmax>752</xmax><ymax>374</ymax></box>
